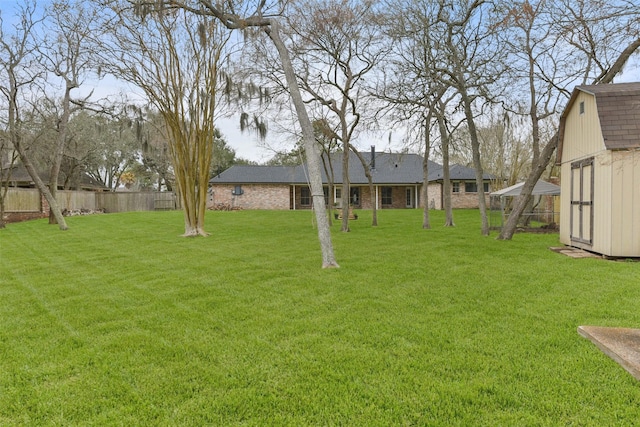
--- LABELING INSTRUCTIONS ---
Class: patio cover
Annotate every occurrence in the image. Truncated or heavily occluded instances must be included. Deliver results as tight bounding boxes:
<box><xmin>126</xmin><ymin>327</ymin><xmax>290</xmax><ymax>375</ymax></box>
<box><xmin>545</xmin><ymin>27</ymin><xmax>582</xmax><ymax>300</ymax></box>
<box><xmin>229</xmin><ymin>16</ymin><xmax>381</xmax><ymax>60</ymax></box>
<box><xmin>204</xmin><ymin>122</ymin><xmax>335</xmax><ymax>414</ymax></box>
<box><xmin>491</xmin><ymin>180</ymin><xmax>560</xmax><ymax>197</ymax></box>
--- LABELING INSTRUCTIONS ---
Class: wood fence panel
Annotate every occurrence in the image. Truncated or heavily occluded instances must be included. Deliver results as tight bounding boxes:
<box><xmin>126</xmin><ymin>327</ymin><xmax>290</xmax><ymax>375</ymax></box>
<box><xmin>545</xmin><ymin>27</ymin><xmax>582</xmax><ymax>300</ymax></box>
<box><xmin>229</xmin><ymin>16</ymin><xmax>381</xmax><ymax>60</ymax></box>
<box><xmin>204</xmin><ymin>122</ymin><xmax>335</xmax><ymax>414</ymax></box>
<box><xmin>5</xmin><ymin>188</ymin><xmax>177</xmax><ymax>214</ymax></box>
<box><xmin>58</xmin><ymin>190</ymin><xmax>97</xmax><ymax>211</ymax></box>
<box><xmin>96</xmin><ymin>192</ymin><xmax>157</xmax><ymax>213</ymax></box>
<box><xmin>5</xmin><ymin>188</ymin><xmax>41</xmax><ymax>212</ymax></box>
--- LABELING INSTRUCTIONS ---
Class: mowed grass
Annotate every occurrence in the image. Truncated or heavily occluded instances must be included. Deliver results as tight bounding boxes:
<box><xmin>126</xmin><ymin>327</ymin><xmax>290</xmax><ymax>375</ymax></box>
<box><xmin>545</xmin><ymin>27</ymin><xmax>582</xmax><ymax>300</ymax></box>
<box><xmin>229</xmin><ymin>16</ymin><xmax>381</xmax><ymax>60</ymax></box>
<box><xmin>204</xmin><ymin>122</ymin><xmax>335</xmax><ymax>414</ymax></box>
<box><xmin>1</xmin><ymin>209</ymin><xmax>640</xmax><ymax>426</ymax></box>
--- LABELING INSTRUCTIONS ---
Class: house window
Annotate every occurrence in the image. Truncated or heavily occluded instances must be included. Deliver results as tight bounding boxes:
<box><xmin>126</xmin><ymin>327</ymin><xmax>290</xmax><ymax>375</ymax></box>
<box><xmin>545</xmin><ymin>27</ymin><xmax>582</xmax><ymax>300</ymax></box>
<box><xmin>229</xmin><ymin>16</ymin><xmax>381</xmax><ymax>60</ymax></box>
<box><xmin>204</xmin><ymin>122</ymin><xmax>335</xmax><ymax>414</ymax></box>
<box><xmin>300</xmin><ymin>187</ymin><xmax>311</xmax><ymax>206</ymax></box>
<box><xmin>232</xmin><ymin>185</ymin><xmax>243</xmax><ymax>195</ymax></box>
<box><xmin>579</xmin><ymin>101</ymin><xmax>585</xmax><ymax>115</ymax></box>
<box><xmin>464</xmin><ymin>182</ymin><xmax>489</xmax><ymax>193</ymax></box>
<box><xmin>452</xmin><ymin>182</ymin><xmax>460</xmax><ymax>193</ymax></box>
<box><xmin>382</xmin><ymin>187</ymin><xmax>393</xmax><ymax>205</ymax></box>
<box><xmin>323</xmin><ymin>187</ymin><xmax>329</xmax><ymax>206</ymax></box>
<box><xmin>465</xmin><ymin>182</ymin><xmax>477</xmax><ymax>193</ymax></box>
<box><xmin>350</xmin><ymin>187</ymin><xmax>360</xmax><ymax>206</ymax></box>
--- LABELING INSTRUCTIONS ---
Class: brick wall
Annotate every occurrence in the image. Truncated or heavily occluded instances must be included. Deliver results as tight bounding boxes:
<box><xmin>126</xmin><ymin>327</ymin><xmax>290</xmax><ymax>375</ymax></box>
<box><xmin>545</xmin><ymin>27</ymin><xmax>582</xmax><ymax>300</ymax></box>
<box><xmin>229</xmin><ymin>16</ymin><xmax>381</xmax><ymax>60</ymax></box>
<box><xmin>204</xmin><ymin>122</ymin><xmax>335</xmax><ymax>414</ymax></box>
<box><xmin>451</xmin><ymin>191</ymin><xmax>490</xmax><ymax>209</ymax></box>
<box><xmin>210</xmin><ymin>184</ymin><xmax>291</xmax><ymax>210</ymax></box>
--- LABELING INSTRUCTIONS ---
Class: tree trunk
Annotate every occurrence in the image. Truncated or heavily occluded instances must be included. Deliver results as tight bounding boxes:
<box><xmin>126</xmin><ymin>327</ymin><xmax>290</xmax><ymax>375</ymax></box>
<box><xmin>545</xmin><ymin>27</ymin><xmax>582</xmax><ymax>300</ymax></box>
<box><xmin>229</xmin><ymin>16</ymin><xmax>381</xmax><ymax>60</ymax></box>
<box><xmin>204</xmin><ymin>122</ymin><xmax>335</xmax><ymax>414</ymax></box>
<box><xmin>18</xmin><ymin>148</ymin><xmax>68</xmax><ymax>230</ymax></box>
<box><xmin>266</xmin><ymin>21</ymin><xmax>339</xmax><ymax>268</ymax></box>
<box><xmin>437</xmin><ymin>111</ymin><xmax>454</xmax><ymax>227</ymax></box>
<box><xmin>340</xmin><ymin>144</ymin><xmax>350</xmax><ymax>232</ymax></box>
<box><xmin>459</xmin><ymin>87</ymin><xmax>489</xmax><ymax>235</ymax></box>
<box><xmin>49</xmin><ymin>84</ymin><xmax>74</xmax><ymax>224</ymax></box>
<box><xmin>421</xmin><ymin>114</ymin><xmax>432</xmax><ymax>229</ymax></box>
<box><xmin>351</xmin><ymin>148</ymin><xmax>377</xmax><ymax>227</ymax></box>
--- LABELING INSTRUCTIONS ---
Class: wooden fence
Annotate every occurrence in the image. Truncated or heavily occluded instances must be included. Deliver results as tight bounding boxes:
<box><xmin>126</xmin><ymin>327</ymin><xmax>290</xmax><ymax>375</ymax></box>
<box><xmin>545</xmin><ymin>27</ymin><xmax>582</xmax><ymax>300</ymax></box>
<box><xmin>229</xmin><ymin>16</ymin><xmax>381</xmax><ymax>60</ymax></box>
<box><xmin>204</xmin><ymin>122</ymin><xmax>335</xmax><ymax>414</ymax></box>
<box><xmin>4</xmin><ymin>188</ymin><xmax>178</xmax><ymax>214</ymax></box>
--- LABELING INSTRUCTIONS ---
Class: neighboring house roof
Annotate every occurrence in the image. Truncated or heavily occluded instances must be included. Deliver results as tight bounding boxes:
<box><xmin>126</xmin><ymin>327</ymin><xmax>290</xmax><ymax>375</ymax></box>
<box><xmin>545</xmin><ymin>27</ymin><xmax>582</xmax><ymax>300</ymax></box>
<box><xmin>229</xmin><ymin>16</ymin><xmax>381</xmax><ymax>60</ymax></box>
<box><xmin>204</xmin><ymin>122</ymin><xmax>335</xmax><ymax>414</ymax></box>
<box><xmin>210</xmin><ymin>151</ymin><xmax>493</xmax><ymax>185</ymax></box>
<box><xmin>427</xmin><ymin>163</ymin><xmax>493</xmax><ymax>181</ymax></box>
<box><xmin>491</xmin><ymin>180</ymin><xmax>560</xmax><ymax>197</ymax></box>
<box><xmin>2</xmin><ymin>165</ymin><xmax>109</xmax><ymax>191</ymax></box>
<box><xmin>558</xmin><ymin>82</ymin><xmax>640</xmax><ymax>163</ymax></box>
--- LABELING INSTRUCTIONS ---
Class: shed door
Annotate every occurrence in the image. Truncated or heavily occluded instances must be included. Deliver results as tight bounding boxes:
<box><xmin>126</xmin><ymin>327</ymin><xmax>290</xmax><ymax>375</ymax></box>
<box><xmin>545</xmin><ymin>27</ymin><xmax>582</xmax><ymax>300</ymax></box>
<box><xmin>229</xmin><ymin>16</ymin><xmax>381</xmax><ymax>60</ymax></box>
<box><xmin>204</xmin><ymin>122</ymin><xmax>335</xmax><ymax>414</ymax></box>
<box><xmin>570</xmin><ymin>157</ymin><xmax>594</xmax><ymax>246</ymax></box>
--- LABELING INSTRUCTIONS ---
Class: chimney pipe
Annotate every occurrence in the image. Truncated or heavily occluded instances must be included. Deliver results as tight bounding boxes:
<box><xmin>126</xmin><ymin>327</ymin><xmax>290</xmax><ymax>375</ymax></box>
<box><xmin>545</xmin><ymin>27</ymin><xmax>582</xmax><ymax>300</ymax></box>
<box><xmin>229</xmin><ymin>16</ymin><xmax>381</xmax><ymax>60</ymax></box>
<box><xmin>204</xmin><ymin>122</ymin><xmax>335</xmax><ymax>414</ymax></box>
<box><xmin>370</xmin><ymin>145</ymin><xmax>375</xmax><ymax>169</ymax></box>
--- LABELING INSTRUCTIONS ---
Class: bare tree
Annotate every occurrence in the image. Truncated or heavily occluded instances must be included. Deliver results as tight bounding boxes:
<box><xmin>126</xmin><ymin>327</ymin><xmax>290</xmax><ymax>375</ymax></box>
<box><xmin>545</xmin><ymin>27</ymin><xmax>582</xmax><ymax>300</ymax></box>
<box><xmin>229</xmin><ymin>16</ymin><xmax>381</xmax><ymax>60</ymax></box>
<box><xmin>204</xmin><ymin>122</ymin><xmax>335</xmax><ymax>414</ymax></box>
<box><xmin>40</xmin><ymin>0</ymin><xmax>97</xmax><ymax>223</ymax></box>
<box><xmin>0</xmin><ymin>1</ymin><xmax>68</xmax><ymax>230</ymax></box>
<box><xmin>284</xmin><ymin>0</ymin><xmax>387</xmax><ymax>230</ymax></box>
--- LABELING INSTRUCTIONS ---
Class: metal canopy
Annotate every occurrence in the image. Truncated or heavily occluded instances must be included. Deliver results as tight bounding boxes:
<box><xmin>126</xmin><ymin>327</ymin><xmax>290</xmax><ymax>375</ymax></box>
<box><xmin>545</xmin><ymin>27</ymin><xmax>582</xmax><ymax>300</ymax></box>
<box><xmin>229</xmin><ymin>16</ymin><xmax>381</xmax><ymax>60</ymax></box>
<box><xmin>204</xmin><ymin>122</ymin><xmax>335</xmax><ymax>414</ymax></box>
<box><xmin>491</xmin><ymin>180</ymin><xmax>560</xmax><ymax>197</ymax></box>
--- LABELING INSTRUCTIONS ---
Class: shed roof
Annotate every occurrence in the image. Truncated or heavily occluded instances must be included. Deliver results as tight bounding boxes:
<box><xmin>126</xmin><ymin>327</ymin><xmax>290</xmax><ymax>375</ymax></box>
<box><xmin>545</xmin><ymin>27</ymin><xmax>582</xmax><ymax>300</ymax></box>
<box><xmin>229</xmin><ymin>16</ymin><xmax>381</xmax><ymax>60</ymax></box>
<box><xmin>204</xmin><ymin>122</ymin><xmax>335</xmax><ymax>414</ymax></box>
<box><xmin>491</xmin><ymin>180</ymin><xmax>560</xmax><ymax>197</ymax></box>
<box><xmin>557</xmin><ymin>82</ymin><xmax>640</xmax><ymax>163</ymax></box>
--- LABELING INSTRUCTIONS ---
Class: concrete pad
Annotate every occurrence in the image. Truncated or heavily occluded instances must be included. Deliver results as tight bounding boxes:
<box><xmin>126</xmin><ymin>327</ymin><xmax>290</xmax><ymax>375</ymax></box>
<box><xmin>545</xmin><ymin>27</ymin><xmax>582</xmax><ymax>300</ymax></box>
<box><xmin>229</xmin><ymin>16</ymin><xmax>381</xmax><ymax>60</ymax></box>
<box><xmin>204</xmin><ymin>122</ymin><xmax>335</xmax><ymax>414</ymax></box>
<box><xmin>550</xmin><ymin>247</ymin><xmax>601</xmax><ymax>259</ymax></box>
<box><xmin>578</xmin><ymin>325</ymin><xmax>640</xmax><ymax>381</ymax></box>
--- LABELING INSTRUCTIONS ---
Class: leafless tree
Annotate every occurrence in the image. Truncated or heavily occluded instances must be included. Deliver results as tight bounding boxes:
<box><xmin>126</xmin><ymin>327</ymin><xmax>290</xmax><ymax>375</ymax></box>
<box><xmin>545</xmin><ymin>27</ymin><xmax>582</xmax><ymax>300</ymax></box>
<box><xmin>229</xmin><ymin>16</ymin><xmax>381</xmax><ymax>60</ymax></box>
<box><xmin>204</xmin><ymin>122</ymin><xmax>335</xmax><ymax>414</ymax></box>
<box><xmin>40</xmin><ymin>0</ymin><xmax>98</xmax><ymax>223</ymax></box>
<box><xmin>0</xmin><ymin>1</ymin><xmax>68</xmax><ymax>229</ymax></box>
<box><xmin>282</xmin><ymin>0</ymin><xmax>387</xmax><ymax>230</ymax></box>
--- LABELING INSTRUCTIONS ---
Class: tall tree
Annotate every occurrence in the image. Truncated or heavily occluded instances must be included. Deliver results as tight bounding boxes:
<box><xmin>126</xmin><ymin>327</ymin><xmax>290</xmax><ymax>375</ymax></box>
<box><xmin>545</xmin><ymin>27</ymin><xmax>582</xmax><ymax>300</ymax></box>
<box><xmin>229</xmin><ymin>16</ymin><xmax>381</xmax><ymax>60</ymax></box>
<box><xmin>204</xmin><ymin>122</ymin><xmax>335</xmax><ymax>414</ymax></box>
<box><xmin>285</xmin><ymin>0</ymin><xmax>387</xmax><ymax>230</ymax></box>
<box><xmin>433</xmin><ymin>0</ymin><xmax>504</xmax><ymax>236</ymax></box>
<box><xmin>0</xmin><ymin>1</ymin><xmax>68</xmax><ymax>230</ymax></box>
<box><xmin>40</xmin><ymin>0</ymin><xmax>97</xmax><ymax>223</ymax></box>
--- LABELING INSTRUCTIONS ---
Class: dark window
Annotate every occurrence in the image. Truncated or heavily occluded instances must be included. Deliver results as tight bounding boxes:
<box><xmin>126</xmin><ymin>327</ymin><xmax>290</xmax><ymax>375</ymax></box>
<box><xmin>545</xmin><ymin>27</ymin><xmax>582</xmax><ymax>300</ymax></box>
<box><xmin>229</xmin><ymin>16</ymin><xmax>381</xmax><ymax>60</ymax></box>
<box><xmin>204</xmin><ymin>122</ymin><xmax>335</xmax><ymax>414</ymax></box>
<box><xmin>579</xmin><ymin>101</ymin><xmax>585</xmax><ymax>114</ymax></box>
<box><xmin>465</xmin><ymin>182</ymin><xmax>477</xmax><ymax>193</ymax></box>
<box><xmin>382</xmin><ymin>187</ymin><xmax>393</xmax><ymax>205</ymax></box>
<box><xmin>452</xmin><ymin>182</ymin><xmax>460</xmax><ymax>193</ymax></box>
<box><xmin>464</xmin><ymin>182</ymin><xmax>489</xmax><ymax>193</ymax></box>
<box><xmin>300</xmin><ymin>187</ymin><xmax>311</xmax><ymax>206</ymax></box>
<box><xmin>232</xmin><ymin>185</ymin><xmax>243</xmax><ymax>195</ymax></box>
<box><xmin>323</xmin><ymin>187</ymin><xmax>329</xmax><ymax>206</ymax></box>
<box><xmin>350</xmin><ymin>187</ymin><xmax>360</xmax><ymax>206</ymax></box>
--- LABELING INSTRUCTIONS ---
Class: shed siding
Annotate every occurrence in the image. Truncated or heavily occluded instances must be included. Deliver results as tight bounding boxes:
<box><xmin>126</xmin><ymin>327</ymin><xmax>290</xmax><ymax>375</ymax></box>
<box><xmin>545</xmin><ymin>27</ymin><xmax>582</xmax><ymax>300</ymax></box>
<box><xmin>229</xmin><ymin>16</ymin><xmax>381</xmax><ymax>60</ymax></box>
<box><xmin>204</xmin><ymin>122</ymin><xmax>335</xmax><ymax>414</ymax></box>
<box><xmin>593</xmin><ymin>152</ymin><xmax>612</xmax><ymax>255</ymax></box>
<box><xmin>559</xmin><ymin>91</ymin><xmax>608</xmax><ymax>250</ymax></box>
<box><xmin>562</xmin><ymin>92</ymin><xmax>606</xmax><ymax>162</ymax></box>
<box><xmin>610</xmin><ymin>150</ymin><xmax>640</xmax><ymax>256</ymax></box>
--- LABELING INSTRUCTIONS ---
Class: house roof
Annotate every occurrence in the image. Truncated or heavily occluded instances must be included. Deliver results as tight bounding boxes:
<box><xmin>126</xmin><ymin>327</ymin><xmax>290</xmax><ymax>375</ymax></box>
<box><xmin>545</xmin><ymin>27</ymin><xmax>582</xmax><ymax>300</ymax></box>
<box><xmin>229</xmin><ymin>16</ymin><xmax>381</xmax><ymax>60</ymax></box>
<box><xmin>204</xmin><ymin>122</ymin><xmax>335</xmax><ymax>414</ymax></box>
<box><xmin>557</xmin><ymin>82</ymin><xmax>640</xmax><ymax>163</ymax></box>
<box><xmin>210</xmin><ymin>165</ymin><xmax>300</xmax><ymax>184</ymax></box>
<box><xmin>3</xmin><ymin>165</ymin><xmax>108</xmax><ymax>191</ymax></box>
<box><xmin>491</xmin><ymin>180</ymin><xmax>560</xmax><ymax>197</ymax></box>
<box><xmin>210</xmin><ymin>151</ymin><xmax>493</xmax><ymax>185</ymax></box>
<box><xmin>427</xmin><ymin>163</ymin><xmax>493</xmax><ymax>181</ymax></box>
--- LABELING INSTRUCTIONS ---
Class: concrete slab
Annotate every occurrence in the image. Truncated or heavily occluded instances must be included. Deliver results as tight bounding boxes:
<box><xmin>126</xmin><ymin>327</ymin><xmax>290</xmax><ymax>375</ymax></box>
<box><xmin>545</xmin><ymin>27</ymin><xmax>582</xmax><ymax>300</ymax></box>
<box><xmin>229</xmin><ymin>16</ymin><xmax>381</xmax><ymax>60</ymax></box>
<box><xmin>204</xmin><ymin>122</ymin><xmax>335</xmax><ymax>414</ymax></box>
<box><xmin>578</xmin><ymin>325</ymin><xmax>640</xmax><ymax>381</ymax></box>
<box><xmin>550</xmin><ymin>247</ymin><xmax>601</xmax><ymax>259</ymax></box>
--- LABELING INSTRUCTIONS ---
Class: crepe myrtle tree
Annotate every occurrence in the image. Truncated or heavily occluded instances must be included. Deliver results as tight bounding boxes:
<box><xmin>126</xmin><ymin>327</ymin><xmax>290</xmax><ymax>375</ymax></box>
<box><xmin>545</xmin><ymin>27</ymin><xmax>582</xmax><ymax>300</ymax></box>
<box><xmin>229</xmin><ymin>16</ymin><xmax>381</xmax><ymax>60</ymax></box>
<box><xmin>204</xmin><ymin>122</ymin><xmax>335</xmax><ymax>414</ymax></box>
<box><xmin>96</xmin><ymin>0</ymin><xmax>230</xmax><ymax>236</ymax></box>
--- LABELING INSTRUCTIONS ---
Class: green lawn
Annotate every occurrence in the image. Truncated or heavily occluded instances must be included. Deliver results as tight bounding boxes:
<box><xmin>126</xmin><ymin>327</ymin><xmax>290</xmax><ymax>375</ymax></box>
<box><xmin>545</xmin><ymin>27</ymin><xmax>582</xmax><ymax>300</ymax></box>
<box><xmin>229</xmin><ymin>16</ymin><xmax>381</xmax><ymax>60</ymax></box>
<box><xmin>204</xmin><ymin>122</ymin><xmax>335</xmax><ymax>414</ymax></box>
<box><xmin>1</xmin><ymin>209</ymin><xmax>640</xmax><ymax>426</ymax></box>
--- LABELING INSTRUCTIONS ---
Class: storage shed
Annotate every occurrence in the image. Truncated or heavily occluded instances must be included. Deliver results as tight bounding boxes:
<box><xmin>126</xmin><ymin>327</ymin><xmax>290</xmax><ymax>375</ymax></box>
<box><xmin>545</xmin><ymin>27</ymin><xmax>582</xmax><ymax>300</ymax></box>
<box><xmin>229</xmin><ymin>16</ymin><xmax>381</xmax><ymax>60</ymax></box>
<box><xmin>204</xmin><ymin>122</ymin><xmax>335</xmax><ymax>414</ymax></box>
<box><xmin>556</xmin><ymin>82</ymin><xmax>640</xmax><ymax>257</ymax></box>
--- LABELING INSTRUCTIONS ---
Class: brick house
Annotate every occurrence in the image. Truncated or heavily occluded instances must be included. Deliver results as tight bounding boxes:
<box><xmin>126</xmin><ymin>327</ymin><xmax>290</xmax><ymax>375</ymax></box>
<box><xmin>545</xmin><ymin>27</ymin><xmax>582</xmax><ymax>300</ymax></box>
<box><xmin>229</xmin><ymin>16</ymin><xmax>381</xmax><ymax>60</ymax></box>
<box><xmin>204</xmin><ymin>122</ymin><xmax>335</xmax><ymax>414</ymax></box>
<box><xmin>208</xmin><ymin>151</ymin><xmax>492</xmax><ymax>210</ymax></box>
